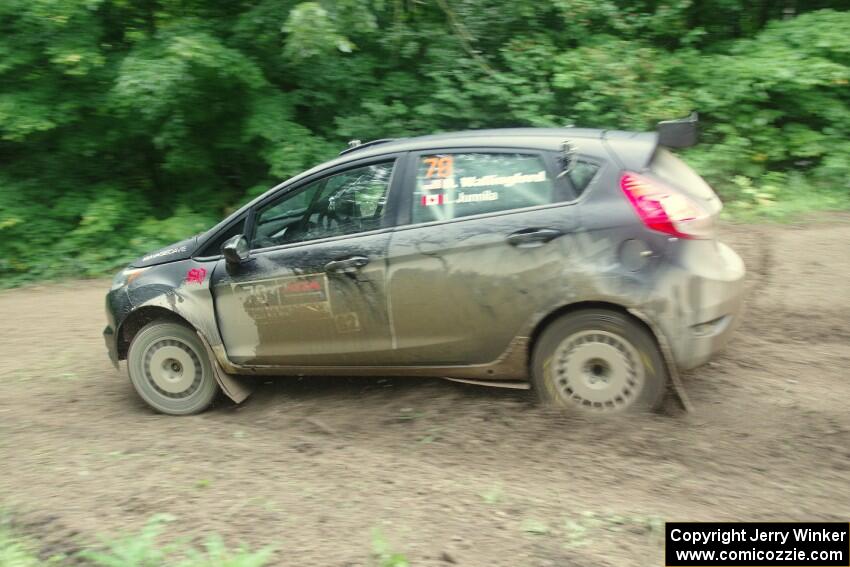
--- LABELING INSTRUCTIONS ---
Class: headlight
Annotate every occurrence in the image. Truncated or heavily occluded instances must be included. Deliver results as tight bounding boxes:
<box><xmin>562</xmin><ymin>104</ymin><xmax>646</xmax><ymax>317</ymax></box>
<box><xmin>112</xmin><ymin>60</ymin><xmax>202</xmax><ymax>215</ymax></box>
<box><xmin>111</xmin><ymin>267</ymin><xmax>147</xmax><ymax>290</ymax></box>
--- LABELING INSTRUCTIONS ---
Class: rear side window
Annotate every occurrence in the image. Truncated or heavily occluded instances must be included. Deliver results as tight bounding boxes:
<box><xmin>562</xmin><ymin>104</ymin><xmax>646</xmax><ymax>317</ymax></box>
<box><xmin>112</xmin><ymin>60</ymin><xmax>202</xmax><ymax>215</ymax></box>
<box><xmin>567</xmin><ymin>161</ymin><xmax>599</xmax><ymax>196</ymax></box>
<box><xmin>412</xmin><ymin>152</ymin><xmax>554</xmax><ymax>224</ymax></box>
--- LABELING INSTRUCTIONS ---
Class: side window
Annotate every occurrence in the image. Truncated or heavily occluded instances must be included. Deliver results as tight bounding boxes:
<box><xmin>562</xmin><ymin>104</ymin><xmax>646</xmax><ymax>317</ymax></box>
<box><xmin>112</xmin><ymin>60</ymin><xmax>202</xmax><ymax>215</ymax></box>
<box><xmin>568</xmin><ymin>161</ymin><xmax>600</xmax><ymax>196</ymax></box>
<box><xmin>252</xmin><ymin>161</ymin><xmax>394</xmax><ymax>249</ymax></box>
<box><xmin>412</xmin><ymin>153</ymin><xmax>554</xmax><ymax>224</ymax></box>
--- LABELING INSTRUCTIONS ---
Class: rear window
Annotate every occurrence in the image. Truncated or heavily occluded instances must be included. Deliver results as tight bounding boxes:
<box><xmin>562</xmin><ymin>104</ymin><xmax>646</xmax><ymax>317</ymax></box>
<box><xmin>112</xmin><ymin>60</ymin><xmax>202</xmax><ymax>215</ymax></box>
<box><xmin>412</xmin><ymin>152</ymin><xmax>554</xmax><ymax>224</ymax></box>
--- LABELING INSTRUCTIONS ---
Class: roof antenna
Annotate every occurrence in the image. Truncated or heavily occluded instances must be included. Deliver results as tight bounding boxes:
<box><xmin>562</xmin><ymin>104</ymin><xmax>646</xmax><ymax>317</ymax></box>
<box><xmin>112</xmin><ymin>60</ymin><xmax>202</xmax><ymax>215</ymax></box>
<box><xmin>347</xmin><ymin>140</ymin><xmax>362</xmax><ymax>150</ymax></box>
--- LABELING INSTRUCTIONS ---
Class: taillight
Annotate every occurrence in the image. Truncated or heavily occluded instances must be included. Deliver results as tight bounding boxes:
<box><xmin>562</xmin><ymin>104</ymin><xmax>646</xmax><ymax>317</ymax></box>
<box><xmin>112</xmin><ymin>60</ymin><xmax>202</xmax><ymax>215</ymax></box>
<box><xmin>620</xmin><ymin>172</ymin><xmax>713</xmax><ymax>239</ymax></box>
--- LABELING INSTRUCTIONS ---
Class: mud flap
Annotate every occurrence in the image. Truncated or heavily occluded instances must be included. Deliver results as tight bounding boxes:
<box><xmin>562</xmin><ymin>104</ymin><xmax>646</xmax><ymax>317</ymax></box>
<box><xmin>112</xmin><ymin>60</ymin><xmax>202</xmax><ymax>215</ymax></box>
<box><xmin>196</xmin><ymin>331</ymin><xmax>254</xmax><ymax>404</ymax></box>
<box><xmin>656</xmin><ymin>334</ymin><xmax>693</xmax><ymax>413</ymax></box>
<box><xmin>627</xmin><ymin>308</ymin><xmax>693</xmax><ymax>413</ymax></box>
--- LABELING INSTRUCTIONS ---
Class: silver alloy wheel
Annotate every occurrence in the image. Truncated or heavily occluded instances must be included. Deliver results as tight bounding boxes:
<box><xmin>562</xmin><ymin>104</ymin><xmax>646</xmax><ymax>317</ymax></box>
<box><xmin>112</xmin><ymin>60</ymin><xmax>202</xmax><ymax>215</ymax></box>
<box><xmin>142</xmin><ymin>338</ymin><xmax>203</xmax><ymax>399</ymax></box>
<box><xmin>553</xmin><ymin>329</ymin><xmax>645</xmax><ymax>411</ymax></box>
<box><xmin>127</xmin><ymin>321</ymin><xmax>220</xmax><ymax>415</ymax></box>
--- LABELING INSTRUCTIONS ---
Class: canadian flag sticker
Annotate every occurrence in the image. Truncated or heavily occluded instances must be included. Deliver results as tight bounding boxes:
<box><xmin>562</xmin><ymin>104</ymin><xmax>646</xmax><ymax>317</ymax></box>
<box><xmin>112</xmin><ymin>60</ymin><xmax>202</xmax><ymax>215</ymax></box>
<box><xmin>421</xmin><ymin>194</ymin><xmax>445</xmax><ymax>206</ymax></box>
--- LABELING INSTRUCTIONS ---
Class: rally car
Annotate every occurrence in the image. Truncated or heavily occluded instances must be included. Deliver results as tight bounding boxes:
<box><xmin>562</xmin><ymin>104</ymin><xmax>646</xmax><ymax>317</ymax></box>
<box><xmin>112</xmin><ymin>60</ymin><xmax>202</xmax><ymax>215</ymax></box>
<box><xmin>105</xmin><ymin>115</ymin><xmax>745</xmax><ymax>415</ymax></box>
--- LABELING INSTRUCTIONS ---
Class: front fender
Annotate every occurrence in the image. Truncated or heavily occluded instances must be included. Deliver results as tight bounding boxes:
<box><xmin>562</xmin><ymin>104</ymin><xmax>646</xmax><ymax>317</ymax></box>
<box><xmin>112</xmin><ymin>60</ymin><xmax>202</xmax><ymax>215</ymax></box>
<box><xmin>125</xmin><ymin>259</ymin><xmax>223</xmax><ymax>348</ymax></box>
<box><xmin>119</xmin><ymin>259</ymin><xmax>254</xmax><ymax>404</ymax></box>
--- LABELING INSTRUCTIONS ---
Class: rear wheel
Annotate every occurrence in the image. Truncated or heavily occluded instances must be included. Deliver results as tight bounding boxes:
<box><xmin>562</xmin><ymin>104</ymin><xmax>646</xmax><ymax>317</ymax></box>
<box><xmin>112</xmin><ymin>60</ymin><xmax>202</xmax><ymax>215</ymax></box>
<box><xmin>531</xmin><ymin>309</ymin><xmax>667</xmax><ymax>413</ymax></box>
<box><xmin>127</xmin><ymin>321</ymin><xmax>219</xmax><ymax>415</ymax></box>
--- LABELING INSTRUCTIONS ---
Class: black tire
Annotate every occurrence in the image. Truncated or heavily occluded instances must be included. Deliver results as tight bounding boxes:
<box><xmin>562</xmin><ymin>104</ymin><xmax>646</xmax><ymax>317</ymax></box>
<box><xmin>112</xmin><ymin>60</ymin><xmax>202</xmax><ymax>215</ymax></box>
<box><xmin>531</xmin><ymin>309</ymin><xmax>667</xmax><ymax>413</ymax></box>
<box><xmin>127</xmin><ymin>321</ymin><xmax>219</xmax><ymax>415</ymax></box>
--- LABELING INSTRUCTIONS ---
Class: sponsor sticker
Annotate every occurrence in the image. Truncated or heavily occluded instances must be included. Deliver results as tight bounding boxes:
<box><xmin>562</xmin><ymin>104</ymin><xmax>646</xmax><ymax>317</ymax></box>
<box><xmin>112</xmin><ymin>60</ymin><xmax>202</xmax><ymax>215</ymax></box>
<box><xmin>420</xmin><ymin>191</ymin><xmax>499</xmax><ymax>206</ymax></box>
<box><xmin>143</xmin><ymin>245</ymin><xmax>188</xmax><ymax>262</ymax></box>
<box><xmin>234</xmin><ymin>274</ymin><xmax>332</xmax><ymax>322</ymax></box>
<box><xmin>417</xmin><ymin>155</ymin><xmax>548</xmax><ymax>207</ymax></box>
<box><xmin>185</xmin><ymin>267</ymin><xmax>207</xmax><ymax>285</ymax></box>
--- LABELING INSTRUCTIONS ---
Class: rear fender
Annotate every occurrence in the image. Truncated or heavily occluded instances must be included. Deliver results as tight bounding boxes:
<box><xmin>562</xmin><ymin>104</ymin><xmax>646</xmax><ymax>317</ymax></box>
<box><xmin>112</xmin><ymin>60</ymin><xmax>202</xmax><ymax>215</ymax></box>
<box><xmin>515</xmin><ymin>223</ymin><xmax>690</xmax><ymax>410</ymax></box>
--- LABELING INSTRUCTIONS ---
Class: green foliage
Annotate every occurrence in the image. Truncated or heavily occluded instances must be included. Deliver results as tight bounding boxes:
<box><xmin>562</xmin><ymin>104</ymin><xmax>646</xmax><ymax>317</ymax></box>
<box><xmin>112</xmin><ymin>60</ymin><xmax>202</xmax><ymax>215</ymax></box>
<box><xmin>0</xmin><ymin>2</ymin><xmax>848</xmax><ymax>285</ymax></box>
<box><xmin>79</xmin><ymin>514</ymin><xmax>273</xmax><ymax>567</ymax></box>
<box><xmin>0</xmin><ymin>527</ymin><xmax>41</xmax><ymax>567</ymax></box>
<box><xmin>0</xmin><ymin>515</ymin><xmax>65</xmax><ymax>566</ymax></box>
<box><xmin>560</xmin><ymin>511</ymin><xmax>664</xmax><ymax>549</ymax></box>
<box><xmin>79</xmin><ymin>515</ymin><xmax>178</xmax><ymax>567</ymax></box>
<box><xmin>371</xmin><ymin>529</ymin><xmax>409</xmax><ymax>567</ymax></box>
<box><xmin>0</xmin><ymin>514</ymin><xmax>271</xmax><ymax>567</ymax></box>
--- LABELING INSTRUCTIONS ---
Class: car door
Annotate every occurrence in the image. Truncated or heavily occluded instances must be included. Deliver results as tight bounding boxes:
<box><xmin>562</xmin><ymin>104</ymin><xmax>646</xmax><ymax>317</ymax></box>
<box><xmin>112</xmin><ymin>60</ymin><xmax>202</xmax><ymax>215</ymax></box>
<box><xmin>385</xmin><ymin>148</ymin><xmax>579</xmax><ymax>365</ymax></box>
<box><xmin>210</xmin><ymin>155</ymin><xmax>403</xmax><ymax>366</ymax></box>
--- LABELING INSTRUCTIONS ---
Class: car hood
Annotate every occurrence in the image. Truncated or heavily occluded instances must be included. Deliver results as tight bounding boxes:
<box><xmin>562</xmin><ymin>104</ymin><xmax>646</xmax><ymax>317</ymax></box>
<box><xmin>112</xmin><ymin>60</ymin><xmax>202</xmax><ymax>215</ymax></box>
<box><xmin>130</xmin><ymin>235</ymin><xmax>200</xmax><ymax>268</ymax></box>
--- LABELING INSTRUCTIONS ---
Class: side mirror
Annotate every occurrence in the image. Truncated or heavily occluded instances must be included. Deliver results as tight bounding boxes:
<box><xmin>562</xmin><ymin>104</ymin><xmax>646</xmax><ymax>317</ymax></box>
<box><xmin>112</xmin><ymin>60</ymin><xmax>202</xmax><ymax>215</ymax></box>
<box><xmin>221</xmin><ymin>234</ymin><xmax>250</xmax><ymax>265</ymax></box>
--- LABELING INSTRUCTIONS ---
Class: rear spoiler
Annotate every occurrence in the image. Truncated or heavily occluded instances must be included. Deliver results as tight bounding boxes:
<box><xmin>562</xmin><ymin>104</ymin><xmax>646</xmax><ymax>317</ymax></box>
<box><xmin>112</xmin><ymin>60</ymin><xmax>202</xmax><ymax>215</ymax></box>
<box><xmin>657</xmin><ymin>112</ymin><xmax>698</xmax><ymax>148</ymax></box>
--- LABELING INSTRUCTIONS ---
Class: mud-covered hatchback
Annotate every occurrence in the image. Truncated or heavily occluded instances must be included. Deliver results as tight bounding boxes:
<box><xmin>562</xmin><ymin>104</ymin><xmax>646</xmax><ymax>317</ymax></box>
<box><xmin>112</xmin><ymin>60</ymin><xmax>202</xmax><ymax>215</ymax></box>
<box><xmin>105</xmin><ymin>119</ymin><xmax>745</xmax><ymax>415</ymax></box>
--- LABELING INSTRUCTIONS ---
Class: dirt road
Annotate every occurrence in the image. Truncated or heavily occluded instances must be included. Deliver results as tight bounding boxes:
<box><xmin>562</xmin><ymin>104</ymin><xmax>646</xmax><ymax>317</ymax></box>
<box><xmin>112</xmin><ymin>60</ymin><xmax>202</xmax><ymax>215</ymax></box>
<box><xmin>1</xmin><ymin>216</ymin><xmax>848</xmax><ymax>566</ymax></box>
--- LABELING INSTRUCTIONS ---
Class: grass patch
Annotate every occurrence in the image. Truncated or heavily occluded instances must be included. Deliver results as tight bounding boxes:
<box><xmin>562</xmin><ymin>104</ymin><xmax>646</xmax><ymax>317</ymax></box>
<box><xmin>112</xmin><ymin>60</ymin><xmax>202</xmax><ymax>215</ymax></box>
<box><xmin>479</xmin><ymin>484</ymin><xmax>504</xmax><ymax>505</ymax></box>
<box><xmin>0</xmin><ymin>526</ymin><xmax>40</xmax><ymax>567</ymax></box>
<box><xmin>723</xmin><ymin>189</ymin><xmax>850</xmax><ymax>222</ymax></box>
<box><xmin>717</xmin><ymin>173</ymin><xmax>850</xmax><ymax>222</ymax></box>
<box><xmin>562</xmin><ymin>511</ymin><xmax>664</xmax><ymax>549</ymax></box>
<box><xmin>0</xmin><ymin>522</ymin><xmax>63</xmax><ymax>566</ymax></box>
<box><xmin>80</xmin><ymin>515</ymin><xmax>273</xmax><ymax>567</ymax></box>
<box><xmin>0</xmin><ymin>514</ymin><xmax>273</xmax><ymax>567</ymax></box>
<box><xmin>515</xmin><ymin>510</ymin><xmax>664</xmax><ymax>549</ymax></box>
<box><xmin>371</xmin><ymin>529</ymin><xmax>409</xmax><ymax>567</ymax></box>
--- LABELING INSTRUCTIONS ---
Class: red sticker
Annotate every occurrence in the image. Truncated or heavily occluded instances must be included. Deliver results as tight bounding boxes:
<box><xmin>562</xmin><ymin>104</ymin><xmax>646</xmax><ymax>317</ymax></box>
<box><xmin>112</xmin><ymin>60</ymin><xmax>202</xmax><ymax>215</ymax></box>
<box><xmin>186</xmin><ymin>267</ymin><xmax>207</xmax><ymax>285</ymax></box>
<box><xmin>421</xmin><ymin>194</ymin><xmax>445</xmax><ymax>206</ymax></box>
<box><xmin>284</xmin><ymin>279</ymin><xmax>322</xmax><ymax>293</ymax></box>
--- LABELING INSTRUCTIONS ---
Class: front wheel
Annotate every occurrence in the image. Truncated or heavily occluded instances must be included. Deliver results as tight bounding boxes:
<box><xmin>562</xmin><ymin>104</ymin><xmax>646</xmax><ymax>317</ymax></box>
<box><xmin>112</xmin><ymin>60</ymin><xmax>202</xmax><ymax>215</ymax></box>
<box><xmin>127</xmin><ymin>321</ymin><xmax>219</xmax><ymax>415</ymax></box>
<box><xmin>531</xmin><ymin>309</ymin><xmax>667</xmax><ymax>413</ymax></box>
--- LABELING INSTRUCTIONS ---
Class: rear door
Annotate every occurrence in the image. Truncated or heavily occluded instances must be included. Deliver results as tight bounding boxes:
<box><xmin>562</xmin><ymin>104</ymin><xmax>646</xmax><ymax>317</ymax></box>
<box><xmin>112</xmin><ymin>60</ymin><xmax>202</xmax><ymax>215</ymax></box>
<box><xmin>211</xmin><ymin>155</ymin><xmax>403</xmax><ymax>366</ymax></box>
<box><xmin>385</xmin><ymin>149</ymin><xmax>579</xmax><ymax>365</ymax></box>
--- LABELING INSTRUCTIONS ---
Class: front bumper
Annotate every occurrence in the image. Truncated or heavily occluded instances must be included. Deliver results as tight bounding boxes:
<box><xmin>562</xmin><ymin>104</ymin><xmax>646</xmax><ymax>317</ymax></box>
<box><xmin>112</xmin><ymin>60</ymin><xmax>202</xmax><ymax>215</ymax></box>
<box><xmin>653</xmin><ymin>240</ymin><xmax>746</xmax><ymax>370</ymax></box>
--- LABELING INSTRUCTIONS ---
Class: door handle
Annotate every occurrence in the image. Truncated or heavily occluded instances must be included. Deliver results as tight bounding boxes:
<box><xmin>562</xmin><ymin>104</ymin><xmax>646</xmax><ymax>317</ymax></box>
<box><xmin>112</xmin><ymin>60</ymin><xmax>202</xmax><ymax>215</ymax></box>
<box><xmin>505</xmin><ymin>228</ymin><xmax>563</xmax><ymax>248</ymax></box>
<box><xmin>324</xmin><ymin>256</ymin><xmax>370</xmax><ymax>274</ymax></box>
